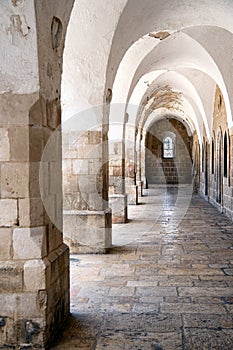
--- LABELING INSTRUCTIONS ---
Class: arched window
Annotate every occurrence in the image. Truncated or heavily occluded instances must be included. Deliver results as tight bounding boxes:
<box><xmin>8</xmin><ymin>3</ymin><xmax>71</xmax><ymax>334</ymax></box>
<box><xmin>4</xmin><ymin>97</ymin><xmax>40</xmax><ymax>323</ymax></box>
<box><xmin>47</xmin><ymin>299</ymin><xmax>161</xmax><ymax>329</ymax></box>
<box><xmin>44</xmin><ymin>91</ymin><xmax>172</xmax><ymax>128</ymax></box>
<box><xmin>163</xmin><ymin>136</ymin><xmax>174</xmax><ymax>158</ymax></box>
<box><xmin>212</xmin><ymin>139</ymin><xmax>214</xmax><ymax>174</ymax></box>
<box><xmin>224</xmin><ymin>132</ymin><xmax>228</xmax><ymax>177</ymax></box>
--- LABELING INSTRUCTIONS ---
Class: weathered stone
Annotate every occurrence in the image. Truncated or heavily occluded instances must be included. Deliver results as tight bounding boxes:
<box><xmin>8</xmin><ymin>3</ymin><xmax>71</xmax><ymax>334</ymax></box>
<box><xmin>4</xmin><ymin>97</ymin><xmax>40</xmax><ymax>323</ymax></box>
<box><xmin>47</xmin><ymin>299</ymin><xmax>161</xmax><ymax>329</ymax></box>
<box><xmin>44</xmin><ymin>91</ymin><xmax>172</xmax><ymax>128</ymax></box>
<box><xmin>8</xmin><ymin>126</ymin><xmax>29</xmax><ymax>161</ymax></box>
<box><xmin>1</xmin><ymin>163</ymin><xmax>29</xmax><ymax>198</ymax></box>
<box><xmin>0</xmin><ymin>93</ymin><xmax>39</xmax><ymax>126</ymax></box>
<box><xmin>0</xmin><ymin>228</ymin><xmax>12</xmax><ymax>259</ymax></box>
<box><xmin>19</xmin><ymin>197</ymin><xmax>44</xmax><ymax>226</ymax></box>
<box><xmin>13</xmin><ymin>226</ymin><xmax>47</xmax><ymax>259</ymax></box>
<box><xmin>0</xmin><ymin>199</ymin><xmax>17</xmax><ymax>226</ymax></box>
<box><xmin>24</xmin><ymin>259</ymin><xmax>47</xmax><ymax>291</ymax></box>
<box><xmin>0</xmin><ymin>261</ymin><xmax>23</xmax><ymax>292</ymax></box>
<box><xmin>126</xmin><ymin>184</ymin><xmax>138</xmax><ymax>205</ymax></box>
<box><xmin>57</xmin><ymin>189</ymin><xmax>233</xmax><ymax>348</ymax></box>
<box><xmin>109</xmin><ymin>194</ymin><xmax>127</xmax><ymax>223</ymax></box>
<box><xmin>184</xmin><ymin>329</ymin><xmax>233</xmax><ymax>350</ymax></box>
<box><xmin>0</xmin><ymin>128</ymin><xmax>10</xmax><ymax>161</ymax></box>
<box><xmin>64</xmin><ymin>210</ymin><xmax>112</xmax><ymax>253</ymax></box>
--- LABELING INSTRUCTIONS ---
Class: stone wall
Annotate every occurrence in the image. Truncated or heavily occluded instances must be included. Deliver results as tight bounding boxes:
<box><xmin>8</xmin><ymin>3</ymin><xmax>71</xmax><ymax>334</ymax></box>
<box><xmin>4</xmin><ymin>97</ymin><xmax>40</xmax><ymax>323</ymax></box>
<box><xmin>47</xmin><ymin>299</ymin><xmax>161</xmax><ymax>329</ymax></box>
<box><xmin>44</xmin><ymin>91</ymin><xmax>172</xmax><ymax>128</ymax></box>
<box><xmin>145</xmin><ymin>118</ymin><xmax>193</xmax><ymax>185</ymax></box>
<box><xmin>199</xmin><ymin>85</ymin><xmax>233</xmax><ymax>219</ymax></box>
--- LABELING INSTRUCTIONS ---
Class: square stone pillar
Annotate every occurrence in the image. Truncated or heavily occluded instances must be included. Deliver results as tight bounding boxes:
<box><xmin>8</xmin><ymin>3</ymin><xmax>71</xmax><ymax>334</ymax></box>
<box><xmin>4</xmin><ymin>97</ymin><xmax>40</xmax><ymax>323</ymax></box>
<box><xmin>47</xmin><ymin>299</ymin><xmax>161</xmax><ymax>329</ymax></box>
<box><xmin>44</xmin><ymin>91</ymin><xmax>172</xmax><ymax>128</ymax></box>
<box><xmin>63</xmin><ymin>129</ymin><xmax>112</xmax><ymax>253</ymax></box>
<box><xmin>0</xmin><ymin>94</ymin><xmax>69</xmax><ymax>348</ymax></box>
<box><xmin>125</xmin><ymin>163</ymin><xmax>138</xmax><ymax>205</ymax></box>
<box><xmin>126</xmin><ymin>184</ymin><xmax>138</xmax><ymax>205</ymax></box>
<box><xmin>137</xmin><ymin>180</ymin><xmax>143</xmax><ymax>197</ymax></box>
<box><xmin>109</xmin><ymin>194</ymin><xmax>128</xmax><ymax>223</ymax></box>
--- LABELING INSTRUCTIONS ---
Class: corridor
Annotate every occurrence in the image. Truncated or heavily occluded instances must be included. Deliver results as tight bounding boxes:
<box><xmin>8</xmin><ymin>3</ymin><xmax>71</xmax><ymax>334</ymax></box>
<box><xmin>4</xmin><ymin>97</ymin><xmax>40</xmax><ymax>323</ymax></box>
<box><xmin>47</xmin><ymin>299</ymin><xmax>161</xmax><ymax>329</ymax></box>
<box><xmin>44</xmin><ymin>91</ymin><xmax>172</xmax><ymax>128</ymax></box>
<box><xmin>52</xmin><ymin>187</ymin><xmax>233</xmax><ymax>350</ymax></box>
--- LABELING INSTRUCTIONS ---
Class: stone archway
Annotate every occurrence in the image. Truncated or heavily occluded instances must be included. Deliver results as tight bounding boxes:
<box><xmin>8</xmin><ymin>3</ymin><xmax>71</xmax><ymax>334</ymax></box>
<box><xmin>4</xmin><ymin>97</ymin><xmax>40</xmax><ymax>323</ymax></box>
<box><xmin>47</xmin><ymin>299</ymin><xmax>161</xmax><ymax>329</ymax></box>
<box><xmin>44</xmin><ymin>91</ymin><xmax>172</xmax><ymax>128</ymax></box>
<box><xmin>145</xmin><ymin>118</ymin><xmax>193</xmax><ymax>186</ymax></box>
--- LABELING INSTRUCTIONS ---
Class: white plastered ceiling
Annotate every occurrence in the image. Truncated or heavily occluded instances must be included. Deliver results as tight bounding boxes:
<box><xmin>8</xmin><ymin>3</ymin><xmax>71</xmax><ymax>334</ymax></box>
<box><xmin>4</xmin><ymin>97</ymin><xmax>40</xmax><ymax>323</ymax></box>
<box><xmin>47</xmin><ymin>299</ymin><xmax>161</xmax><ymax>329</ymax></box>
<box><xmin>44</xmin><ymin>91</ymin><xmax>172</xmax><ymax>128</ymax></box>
<box><xmin>62</xmin><ymin>0</ymin><xmax>233</xmax><ymax>144</ymax></box>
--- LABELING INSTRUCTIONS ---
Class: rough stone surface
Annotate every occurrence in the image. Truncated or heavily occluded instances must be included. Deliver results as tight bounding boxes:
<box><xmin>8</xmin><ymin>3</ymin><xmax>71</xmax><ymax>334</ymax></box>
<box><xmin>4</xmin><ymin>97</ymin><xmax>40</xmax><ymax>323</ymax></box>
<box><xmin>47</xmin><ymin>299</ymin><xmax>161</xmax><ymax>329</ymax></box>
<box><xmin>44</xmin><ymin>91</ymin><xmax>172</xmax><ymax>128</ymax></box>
<box><xmin>0</xmin><ymin>228</ymin><xmax>12</xmax><ymax>259</ymax></box>
<box><xmin>0</xmin><ymin>128</ymin><xmax>10</xmax><ymax>161</ymax></box>
<box><xmin>13</xmin><ymin>226</ymin><xmax>46</xmax><ymax>259</ymax></box>
<box><xmin>1</xmin><ymin>163</ymin><xmax>29</xmax><ymax>198</ymax></box>
<box><xmin>0</xmin><ymin>199</ymin><xmax>17</xmax><ymax>226</ymax></box>
<box><xmin>109</xmin><ymin>194</ymin><xmax>127</xmax><ymax>223</ymax></box>
<box><xmin>64</xmin><ymin>210</ymin><xmax>112</xmax><ymax>253</ymax></box>
<box><xmin>24</xmin><ymin>259</ymin><xmax>47</xmax><ymax>291</ymax></box>
<box><xmin>126</xmin><ymin>184</ymin><xmax>138</xmax><ymax>205</ymax></box>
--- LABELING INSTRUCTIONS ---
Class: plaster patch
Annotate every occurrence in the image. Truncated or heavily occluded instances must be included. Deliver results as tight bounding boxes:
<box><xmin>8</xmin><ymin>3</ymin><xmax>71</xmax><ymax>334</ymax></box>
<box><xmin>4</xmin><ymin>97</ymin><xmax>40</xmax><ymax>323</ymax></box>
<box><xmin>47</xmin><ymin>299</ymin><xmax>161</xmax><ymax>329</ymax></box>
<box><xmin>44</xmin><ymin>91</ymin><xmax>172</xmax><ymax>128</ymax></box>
<box><xmin>149</xmin><ymin>31</ymin><xmax>171</xmax><ymax>40</ymax></box>
<box><xmin>10</xmin><ymin>14</ymin><xmax>29</xmax><ymax>37</ymax></box>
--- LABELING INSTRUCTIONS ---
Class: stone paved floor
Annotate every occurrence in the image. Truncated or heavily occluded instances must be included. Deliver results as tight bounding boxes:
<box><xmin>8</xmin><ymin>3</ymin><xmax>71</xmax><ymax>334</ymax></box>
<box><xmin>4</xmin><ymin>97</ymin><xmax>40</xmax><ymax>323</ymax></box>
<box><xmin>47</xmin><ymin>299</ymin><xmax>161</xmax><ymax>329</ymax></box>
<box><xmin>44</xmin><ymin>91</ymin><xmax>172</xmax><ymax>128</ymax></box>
<box><xmin>51</xmin><ymin>186</ymin><xmax>233</xmax><ymax>349</ymax></box>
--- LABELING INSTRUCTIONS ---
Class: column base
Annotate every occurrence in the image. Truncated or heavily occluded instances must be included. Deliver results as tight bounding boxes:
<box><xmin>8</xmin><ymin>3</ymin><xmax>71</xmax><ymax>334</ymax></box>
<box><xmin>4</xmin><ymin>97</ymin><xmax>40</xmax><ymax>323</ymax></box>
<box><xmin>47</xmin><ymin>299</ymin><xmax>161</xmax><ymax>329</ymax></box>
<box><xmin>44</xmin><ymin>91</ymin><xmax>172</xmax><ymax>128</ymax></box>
<box><xmin>126</xmin><ymin>185</ymin><xmax>138</xmax><ymax>205</ymax></box>
<box><xmin>0</xmin><ymin>243</ymin><xmax>70</xmax><ymax>349</ymax></box>
<box><xmin>109</xmin><ymin>194</ymin><xmax>128</xmax><ymax>224</ymax></box>
<box><xmin>142</xmin><ymin>176</ymin><xmax>148</xmax><ymax>189</ymax></box>
<box><xmin>63</xmin><ymin>209</ymin><xmax>112</xmax><ymax>253</ymax></box>
<box><xmin>137</xmin><ymin>181</ymin><xmax>143</xmax><ymax>197</ymax></box>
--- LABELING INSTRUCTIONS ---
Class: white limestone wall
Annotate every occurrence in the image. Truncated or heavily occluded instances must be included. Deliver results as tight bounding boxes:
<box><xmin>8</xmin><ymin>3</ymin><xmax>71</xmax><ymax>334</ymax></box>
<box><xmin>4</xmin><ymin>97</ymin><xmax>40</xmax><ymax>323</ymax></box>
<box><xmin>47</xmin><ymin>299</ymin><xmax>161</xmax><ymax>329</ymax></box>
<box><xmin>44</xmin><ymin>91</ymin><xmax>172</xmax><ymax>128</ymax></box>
<box><xmin>0</xmin><ymin>0</ymin><xmax>39</xmax><ymax>94</ymax></box>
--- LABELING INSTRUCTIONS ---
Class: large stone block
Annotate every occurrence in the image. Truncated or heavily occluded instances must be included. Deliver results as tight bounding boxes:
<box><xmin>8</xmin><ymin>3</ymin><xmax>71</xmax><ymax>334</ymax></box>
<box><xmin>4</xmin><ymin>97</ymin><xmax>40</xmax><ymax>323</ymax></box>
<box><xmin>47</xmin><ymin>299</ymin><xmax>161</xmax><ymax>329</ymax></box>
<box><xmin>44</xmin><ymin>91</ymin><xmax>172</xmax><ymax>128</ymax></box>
<box><xmin>109</xmin><ymin>194</ymin><xmax>128</xmax><ymax>223</ymax></box>
<box><xmin>0</xmin><ymin>93</ymin><xmax>39</xmax><ymax>126</ymax></box>
<box><xmin>63</xmin><ymin>209</ymin><xmax>112</xmax><ymax>253</ymax></box>
<box><xmin>13</xmin><ymin>226</ymin><xmax>47</xmax><ymax>259</ymax></box>
<box><xmin>126</xmin><ymin>184</ymin><xmax>138</xmax><ymax>205</ymax></box>
<box><xmin>0</xmin><ymin>261</ymin><xmax>23</xmax><ymax>292</ymax></box>
<box><xmin>8</xmin><ymin>126</ymin><xmax>29</xmax><ymax>161</ymax></box>
<box><xmin>19</xmin><ymin>197</ymin><xmax>44</xmax><ymax>227</ymax></box>
<box><xmin>1</xmin><ymin>163</ymin><xmax>29</xmax><ymax>198</ymax></box>
<box><xmin>24</xmin><ymin>259</ymin><xmax>47</xmax><ymax>291</ymax></box>
<box><xmin>0</xmin><ymin>242</ymin><xmax>69</xmax><ymax>347</ymax></box>
<box><xmin>0</xmin><ymin>228</ymin><xmax>12</xmax><ymax>259</ymax></box>
<box><xmin>0</xmin><ymin>199</ymin><xmax>17</xmax><ymax>226</ymax></box>
<box><xmin>0</xmin><ymin>296</ymin><xmax>47</xmax><ymax>350</ymax></box>
<box><xmin>0</xmin><ymin>128</ymin><xmax>10</xmax><ymax>161</ymax></box>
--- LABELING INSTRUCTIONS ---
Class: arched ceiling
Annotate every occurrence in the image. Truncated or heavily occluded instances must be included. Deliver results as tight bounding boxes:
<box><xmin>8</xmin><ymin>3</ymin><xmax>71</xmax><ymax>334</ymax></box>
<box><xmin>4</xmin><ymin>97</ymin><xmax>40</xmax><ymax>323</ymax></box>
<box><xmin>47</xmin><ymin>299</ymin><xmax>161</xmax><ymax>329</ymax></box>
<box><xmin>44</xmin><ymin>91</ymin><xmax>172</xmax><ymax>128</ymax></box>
<box><xmin>133</xmin><ymin>71</ymin><xmax>213</xmax><ymax>143</ymax></box>
<box><xmin>62</xmin><ymin>0</ymin><xmax>233</xmax><ymax>143</ymax></box>
<box><xmin>107</xmin><ymin>0</ymin><xmax>233</xmax><ymax>89</ymax></box>
<box><xmin>111</xmin><ymin>28</ymin><xmax>233</xmax><ymax>142</ymax></box>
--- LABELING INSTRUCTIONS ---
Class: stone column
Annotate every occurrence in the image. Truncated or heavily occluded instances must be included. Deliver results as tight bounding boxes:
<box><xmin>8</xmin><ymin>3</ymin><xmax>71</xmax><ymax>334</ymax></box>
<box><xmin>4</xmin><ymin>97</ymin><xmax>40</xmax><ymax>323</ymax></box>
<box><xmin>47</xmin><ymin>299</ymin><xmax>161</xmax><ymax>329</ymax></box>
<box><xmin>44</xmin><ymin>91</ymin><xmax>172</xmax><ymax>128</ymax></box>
<box><xmin>108</xmin><ymin>134</ymin><xmax>128</xmax><ymax>224</ymax></box>
<box><xmin>63</xmin><ymin>125</ymin><xmax>112</xmax><ymax>253</ymax></box>
<box><xmin>0</xmin><ymin>2</ymin><xmax>73</xmax><ymax>348</ymax></box>
<box><xmin>136</xmin><ymin>130</ymin><xmax>145</xmax><ymax>197</ymax></box>
<box><xmin>125</xmin><ymin>125</ymin><xmax>138</xmax><ymax>205</ymax></box>
<box><xmin>141</xmin><ymin>130</ymin><xmax>148</xmax><ymax>189</ymax></box>
<box><xmin>0</xmin><ymin>94</ymin><xmax>69</xmax><ymax>348</ymax></box>
<box><xmin>229</xmin><ymin>131</ymin><xmax>233</xmax><ymax>219</ymax></box>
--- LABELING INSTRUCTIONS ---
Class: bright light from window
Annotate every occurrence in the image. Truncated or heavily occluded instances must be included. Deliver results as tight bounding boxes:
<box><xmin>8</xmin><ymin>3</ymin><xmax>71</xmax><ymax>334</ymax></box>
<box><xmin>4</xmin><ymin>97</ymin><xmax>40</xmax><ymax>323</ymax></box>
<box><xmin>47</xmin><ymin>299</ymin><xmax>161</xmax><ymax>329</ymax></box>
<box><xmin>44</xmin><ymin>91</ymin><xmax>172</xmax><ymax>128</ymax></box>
<box><xmin>163</xmin><ymin>136</ymin><xmax>174</xmax><ymax>158</ymax></box>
